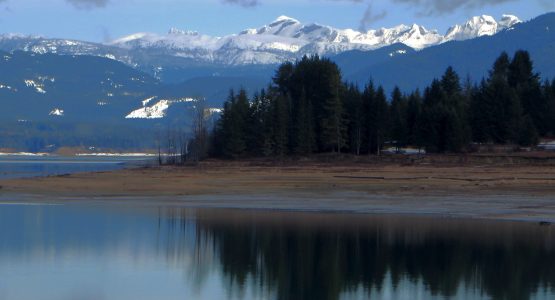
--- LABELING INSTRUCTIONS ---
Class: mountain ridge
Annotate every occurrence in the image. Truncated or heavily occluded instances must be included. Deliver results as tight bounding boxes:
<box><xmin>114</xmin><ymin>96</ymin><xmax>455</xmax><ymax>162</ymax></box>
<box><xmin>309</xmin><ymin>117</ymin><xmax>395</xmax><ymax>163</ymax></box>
<box><xmin>0</xmin><ymin>14</ymin><xmax>520</xmax><ymax>68</ymax></box>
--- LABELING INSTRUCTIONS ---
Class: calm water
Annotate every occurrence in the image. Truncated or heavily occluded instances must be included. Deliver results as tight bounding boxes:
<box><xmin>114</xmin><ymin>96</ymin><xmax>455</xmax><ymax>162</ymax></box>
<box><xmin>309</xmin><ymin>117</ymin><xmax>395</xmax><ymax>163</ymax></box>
<box><xmin>0</xmin><ymin>156</ymin><xmax>153</xmax><ymax>179</ymax></box>
<box><xmin>0</xmin><ymin>204</ymin><xmax>553</xmax><ymax>300</ymax></box>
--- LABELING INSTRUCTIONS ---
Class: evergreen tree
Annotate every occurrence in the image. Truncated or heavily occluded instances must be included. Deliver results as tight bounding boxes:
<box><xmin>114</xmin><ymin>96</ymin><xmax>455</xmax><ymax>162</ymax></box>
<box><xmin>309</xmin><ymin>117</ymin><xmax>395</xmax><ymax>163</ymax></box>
<box><xmin>469</xmin><ymin>80</ymin><xmax>491</xmax><ymax>143</ymax></box>
<box><xmin>209</xmin><ymin>50</ymin><xmax>554</xmax><ymax>160</ymax></box>
<box><xmin>518</xmin><ymin>115</ymin><xmax>539</xmax><ymax>146</ymax></box>
<box><xmin>509</xmin><ymin>50</ymin><xmax>546</xmax><ymax>136</ymax></box>
<box><xmin>361</xmin><ymin>81</ymin><xmax>376</xmax><ymax>154</ymax></box>
<box><xmin>366</xmin><ymin>86</ymin><xmax>390</xmax><ymax>155</ymax></box>
<box><xmin>271</xmin><ymin>93</ymin><xmax>291</xmax><ymax>157</ymax></box>
<box><xmin>319</xmin><ymin>64</ymin><xmax>347</xmax><ymax>152</ymax></box>
<box><xmin>487</xmin><ymin>57</ymin><xmax>523</xmax><ymax>143</ymax></box>
<box><xmin>420</xmin><ymin>80</ymin><xmax>445</xmax><ymax>152</ymax></box>
<box><xmin>293</xmin><ymin>88</ymin><xmax>311</xmax><ymax>155</ymax></box>
<box><xmin>343</xmin><ymin>84</ymin><xmax>364</xmax><ymax>155</ymax></box>
<box><xmin>492</xmin><ymin>52</ymin><xmax>511</xmax><ymax>80</ymax></box>
<box><xmin>247</xmin><ymin>90</ymin><xmax>269</xmax><ymax>156</ymax></box>
<box><xmin>273</xmin><ymin>62</ymin><xmax>295</xmax><ymax>96</ymax></box>
<box><xmin>389</xmin><ymin>87</ymin><xmax>408</xmax><ymax>151</ymax></box>
<box><xmin>214</xmin><ymin>90</ymin><xmax>237</xmax><ymax>158</ymax></box>
<box><xmin>419</xmin><ymin>68</ymin><xmax>469</xmax><ymax>153</ymax></box>
<box><xmin>471</xmin><ymin>53</ymin><xmax>522</xmax><ymax>144</ymax></box>
<box><xmin>441</xmin><ymin>67</ymin><xmax>470</xmax><ymax>151</ymax></box>
<box><xmin>406</xmin><ymin>90</ymin><xmax>423</xmax><ymax>148</ymax></box>
<box><xmin>547</xmin><ymin>80</ymin><xmax>555</xmax><ymax>135</ymax></box>
<box><xmin>224</xmin><ymin>89</ymin><xmax>250</xmax><ymax>158</ymax></box>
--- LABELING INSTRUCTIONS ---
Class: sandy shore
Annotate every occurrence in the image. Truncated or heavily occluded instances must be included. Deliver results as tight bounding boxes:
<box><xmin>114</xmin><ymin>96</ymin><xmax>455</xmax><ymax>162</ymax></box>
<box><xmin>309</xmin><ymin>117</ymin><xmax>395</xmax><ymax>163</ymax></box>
<box><xmin>1</xmin><ymin>160</ymin><xmax>555</xmax><ymax>222</ymax></box>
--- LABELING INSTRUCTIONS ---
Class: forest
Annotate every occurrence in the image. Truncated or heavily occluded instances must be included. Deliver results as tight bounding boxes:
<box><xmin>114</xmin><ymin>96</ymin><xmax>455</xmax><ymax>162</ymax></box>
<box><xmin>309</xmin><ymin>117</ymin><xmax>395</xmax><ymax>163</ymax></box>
<box><xmin>208</xmin><ymin>50</ymin><xmax>555</xmax><ymax>158</ymax></box>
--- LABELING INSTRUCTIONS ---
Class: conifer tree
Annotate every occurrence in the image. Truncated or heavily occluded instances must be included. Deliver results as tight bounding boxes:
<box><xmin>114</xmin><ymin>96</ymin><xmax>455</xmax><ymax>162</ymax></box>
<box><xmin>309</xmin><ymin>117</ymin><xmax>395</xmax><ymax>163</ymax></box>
<box><xmin>320</xmin><ymin>65</ymin><xmax>347</xmax><ymax>153</ymax></box>
<box><xmin>509</xmin><ymin>50</ymin><xmax>546</xmax><ymax>136</ymax></box>
<box><xmin>247</xmin><ymin>90</ymin><xmax>269</xmax><ymax>156</ymax></box>
<box><xmin>223</xmin><ymin>89</ymin><xmax>250</xmax><ymax>158</ymax></box>
<box><xmin>472</xmin><ymin>53</ymin><xmax>522</xmax><ymax>144</ymax></box>
<box><xmin>209</xmin><ymin>50</ymin><xmax>554</xmax><ymax>160</ymax></box>
<box><xmin>271</xmin><ymin>93</ymin><xmax>290</xmax><ymax>157</ymax></box>
<box><xmin>294</xmin><ymin>88</ymin><xmax>316</xmax><ymax>155</ymax></box>
<box><xmin>361</xmin><ymin>81</ymin><xmax>376</xmax><ymax>154</ymax></box>
<box><xmin>366</xmin><ymin>86</ymin><xmax>390</xmax><ymax>155</ymax></box>
<box><xmin>420</xmin><ymin>80</ymin><xmax>445</xmax><ymax>152</ymax></box>
<box><xmin>389</xmin><ymin>87</ymin><xmax>408</xmax><ymax>151</ymax></box>
<box><xmin>344</xmin><ymin>84</ymin><xmax>364</xmax><ymax>155</ymax></box>
<box><xmin>519</xmin><ymin>115</ymin><xmax>539</xmax><ymax>146</ymax></box>
<box><xmin>487</xmin><ymin>54</ymin><xmax>523</xmax><ymax>144</ymax></box>
<box><xmin>406</xmin><ymin>91</ymin><xmax>423</xmax><ymax>148</ymax></box>
<box><xmin>546</xmin><ymin>80</ymin><xmax>555</xmax><ymax>135</ymax></box>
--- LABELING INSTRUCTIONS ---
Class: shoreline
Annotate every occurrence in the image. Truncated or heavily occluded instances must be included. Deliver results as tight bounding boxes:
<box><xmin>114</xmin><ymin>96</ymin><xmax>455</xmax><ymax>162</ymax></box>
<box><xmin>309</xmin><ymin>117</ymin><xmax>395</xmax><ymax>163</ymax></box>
<box><xmin>0</xmin><ymin>193</ymin><xmax>552</xmax><ymax>224</ymax></box>
<box><xmin>0</xmin><ymin>159</ymin><xmax>554</xmax><ymax>223</ymax></box>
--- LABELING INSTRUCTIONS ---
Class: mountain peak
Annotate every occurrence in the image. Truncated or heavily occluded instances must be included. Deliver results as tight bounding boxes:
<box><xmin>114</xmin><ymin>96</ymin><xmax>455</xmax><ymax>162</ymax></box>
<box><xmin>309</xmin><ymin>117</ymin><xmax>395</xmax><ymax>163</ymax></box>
<box><xmin>499</xmin><ymin>14</ymin><xmax>521</xmax><ymax>28</ymax></box>
<box><xmin>273</xmin><ymin>15</ymin><xmax>299</xmax><ymax>23</ymax></box>
<box><xmin>2</xmin><ymin>12</ymin><xmax>531</xmax><ymax>67</ymax></box>
<box><xmin>445</xmin><ymin>14</ymin><xmax>520</xmax><ymax>41</ymax></box>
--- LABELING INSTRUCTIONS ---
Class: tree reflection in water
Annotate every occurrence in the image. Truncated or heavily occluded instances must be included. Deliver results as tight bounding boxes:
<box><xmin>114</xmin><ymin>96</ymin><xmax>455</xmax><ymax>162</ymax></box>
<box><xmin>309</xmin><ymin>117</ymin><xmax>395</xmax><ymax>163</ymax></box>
<box><xmin>1</xmin><ymin>205</ymin><xmax>552</xmax><ymax>300</ymax></box>
<box><xmin>161</xmin><ymin>209</ymin><xmax>555</xmax><ymax>300</ymax></box>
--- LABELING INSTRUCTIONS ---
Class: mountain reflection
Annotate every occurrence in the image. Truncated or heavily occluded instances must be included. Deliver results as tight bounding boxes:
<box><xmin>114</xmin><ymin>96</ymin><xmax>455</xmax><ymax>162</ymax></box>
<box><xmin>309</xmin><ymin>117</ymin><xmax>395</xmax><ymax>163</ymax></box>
<box><xmin>0</xmin><ymin>205</ymin><xmax>554</xmax><ymax>300</ymax></box>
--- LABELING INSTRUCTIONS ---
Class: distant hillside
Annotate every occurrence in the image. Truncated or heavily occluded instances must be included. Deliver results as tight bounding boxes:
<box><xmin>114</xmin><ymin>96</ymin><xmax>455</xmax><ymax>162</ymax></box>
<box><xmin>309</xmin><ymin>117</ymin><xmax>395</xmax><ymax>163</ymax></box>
<box><xmin>0</xmin><ymin>50</ymin><xmax>159</xmax><ymax>123</ymax></box>
<box><xmin>0</xmin><ymin>50</ymin><xmax>245</xmax><ymax>124</ymax></box>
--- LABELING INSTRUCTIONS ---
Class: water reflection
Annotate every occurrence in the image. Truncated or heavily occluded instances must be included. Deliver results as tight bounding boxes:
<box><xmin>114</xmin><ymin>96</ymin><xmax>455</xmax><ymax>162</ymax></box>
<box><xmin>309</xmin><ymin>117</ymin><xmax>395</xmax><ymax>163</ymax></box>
<box><xmin>0</xmin><ymin>156</ymin><xmax>150</xmax><ymax>179</ymax></box>
<box><xmin>0</xmin><ymin>205</ymin><xmax>554</xmax><ymax>300</ymax></box>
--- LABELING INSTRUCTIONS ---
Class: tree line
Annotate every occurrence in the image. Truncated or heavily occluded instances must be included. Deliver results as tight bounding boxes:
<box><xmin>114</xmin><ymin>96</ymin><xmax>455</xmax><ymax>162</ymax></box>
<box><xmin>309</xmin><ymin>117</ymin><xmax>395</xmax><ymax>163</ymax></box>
<box><xmin>208</xmin><ymin>51</ymin><xmax>555</xmax><ymax>158</ymax></box>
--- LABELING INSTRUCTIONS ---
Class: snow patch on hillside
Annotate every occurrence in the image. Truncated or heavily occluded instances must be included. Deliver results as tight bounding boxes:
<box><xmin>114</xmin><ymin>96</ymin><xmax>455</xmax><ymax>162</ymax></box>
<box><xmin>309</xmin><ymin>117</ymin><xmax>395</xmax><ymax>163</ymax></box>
<box><xmin>125</xmin><ymin>97</ymin><xmax>196</xmax><ymax>119</ymax></box>
<box><xmin>49</xmin><ymin>108</ymin><xmax>64</xmax><ymax>116</ymax></box>
<box><xmin>126</xmin><ymin>100</ymin><xmax>170</xmax><ymax>119</ymax></box>
<box><xmin>0</xmin><ymin>84</ymin><xmax>16</xmax><ymax>92</ymax></box>
<box><xmin>24</xmin><ymin>79</ymin><xmax>46</xmax><ymax>94</ymax></box>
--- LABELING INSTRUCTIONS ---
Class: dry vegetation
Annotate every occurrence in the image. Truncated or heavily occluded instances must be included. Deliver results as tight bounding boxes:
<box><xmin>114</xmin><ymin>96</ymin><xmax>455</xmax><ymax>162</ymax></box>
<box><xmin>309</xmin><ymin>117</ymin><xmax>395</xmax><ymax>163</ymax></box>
<box><xmin>2</xmin><ymin>153</ymin><xmax>555</xmax><ymax>198</ymax></box>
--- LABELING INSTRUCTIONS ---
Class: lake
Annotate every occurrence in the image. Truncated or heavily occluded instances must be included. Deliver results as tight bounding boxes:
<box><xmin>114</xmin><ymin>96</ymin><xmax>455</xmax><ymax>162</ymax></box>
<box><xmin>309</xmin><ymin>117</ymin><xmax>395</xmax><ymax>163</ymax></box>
<box><xmin>0</xmin><ymin>204</ymin><xmax>553</xmax><ymax>300</ymax></box>
<box><xmin>0</xmin><ymin>155</ymin><xmax>154</xmax><ymax>179</ymax></box>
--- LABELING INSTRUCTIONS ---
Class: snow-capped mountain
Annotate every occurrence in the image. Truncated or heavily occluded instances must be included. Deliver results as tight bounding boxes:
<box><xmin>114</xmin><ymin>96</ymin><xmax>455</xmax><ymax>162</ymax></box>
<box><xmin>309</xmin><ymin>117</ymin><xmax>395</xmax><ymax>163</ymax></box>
<box><xmin>109</xmin><ymin>14</ymin><xmax>520</xmax><ymax>65</ymax></box>
<box><xmin>0</xmin><ymin>14</ymin><xmax>521</xmax><ymax>68</ymax></box>
<box><xmin>445</xmin><ymin>15</ymin><xmax>521</xmax><ymax>41</ymax></box>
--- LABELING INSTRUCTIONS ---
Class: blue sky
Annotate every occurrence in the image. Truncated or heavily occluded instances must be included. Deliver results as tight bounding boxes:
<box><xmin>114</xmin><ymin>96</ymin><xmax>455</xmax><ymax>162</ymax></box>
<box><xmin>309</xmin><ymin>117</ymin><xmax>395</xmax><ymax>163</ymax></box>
<box><xmin>0</xmin><ymin>0</ymin><xmax>553</xmax><ymax>42</ymax></box>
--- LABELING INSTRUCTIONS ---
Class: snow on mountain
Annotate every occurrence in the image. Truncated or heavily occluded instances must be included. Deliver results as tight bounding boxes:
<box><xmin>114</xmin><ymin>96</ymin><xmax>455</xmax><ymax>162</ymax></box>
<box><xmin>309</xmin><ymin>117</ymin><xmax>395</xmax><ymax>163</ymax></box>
<box><xmin>109</xmin><ymin>14</ymin><xmax>520</xmax><ymax>65</ymax></box>
<box><xmin>498</xmin><ymin>14</ymin><xmax>521</xmax><ymax>29</ymax></box>
<box><xmin>445</xmin><ymin>15</ymin><xmax>521</xmax><ymax>41</ymax></box>
<box><xmin>126</xmin><ymin>99</ymin><xmax>170</xmax><ymax>119</ymax></box>
<box><xmin>49</xmin><ymin>108</ymin><xmax>64</xmax><ymax>116</ymax></box>
<box><xmin>0</xmin><ymin>14</ymin><xmax>521</xmax><ymax>67</ymax></box>
<box><xmin>125</xmin><ymin>97</ymin><xmax>196</xmax><ymax>119</ymax></box>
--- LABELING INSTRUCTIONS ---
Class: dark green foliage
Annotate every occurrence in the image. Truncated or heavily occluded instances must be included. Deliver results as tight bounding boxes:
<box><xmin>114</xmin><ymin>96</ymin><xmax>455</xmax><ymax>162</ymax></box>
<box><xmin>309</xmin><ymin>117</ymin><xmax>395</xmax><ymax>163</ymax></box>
<box><xmin>509</xmin><ymin>51</ymin><xmax>549</xmax><ymax>136</ymax></box>
<box><xmin>210</xmin><ymin>50</ymin><xmax>555</xmax><ymax>158</ymax></box>
<box><xmin>214</xmin><ymin>90</ymin><xmax>251</xmax><ymax>158</ymax></box>
<box><xmin>365</xmin><ymin>86</ymin><xmax>390</xmax><ymax>154</ymax></box>
<box><xmin>519</xmin><ymin>115</ymin><xmax>540</xmax><ymax>146</ymax></box>
<box><xmin>406</xmin><ymin>91</ymin><xmax>423</xmax><ymax>148</ymax></box>
<box><xmin>390</xmin><ymin>87</ymin><xmax>408</xmax><ymax>150</ymax></box>
<box><xmin>343</xmin><ymin>84</ymin><xmax>364</xmax><ymax>155</ymax></box>
<box><xmin>319</xmin><ymin>69</ymin><xmax>347</xmax><ymax>153</ymax></box>
<box><xmin>294</xmin><ymin>88</ymin><xmax>316</xmax><ymax>155</ymax></box>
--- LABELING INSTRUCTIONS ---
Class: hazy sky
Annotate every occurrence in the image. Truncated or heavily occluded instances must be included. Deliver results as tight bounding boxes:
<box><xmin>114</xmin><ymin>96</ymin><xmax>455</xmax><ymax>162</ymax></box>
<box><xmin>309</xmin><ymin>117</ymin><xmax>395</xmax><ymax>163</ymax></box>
<box><xmin>0</xmin><ymin>0</ymin><xmax>553</xmax><ymax>42</ymax></box>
